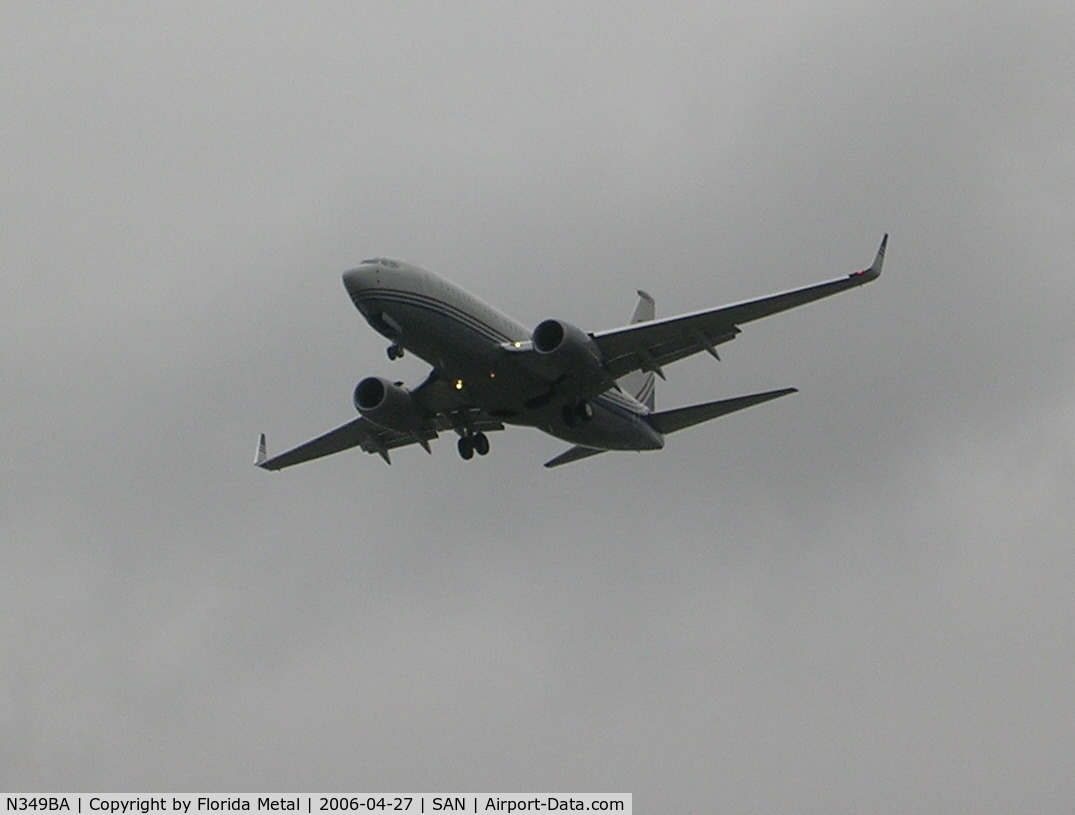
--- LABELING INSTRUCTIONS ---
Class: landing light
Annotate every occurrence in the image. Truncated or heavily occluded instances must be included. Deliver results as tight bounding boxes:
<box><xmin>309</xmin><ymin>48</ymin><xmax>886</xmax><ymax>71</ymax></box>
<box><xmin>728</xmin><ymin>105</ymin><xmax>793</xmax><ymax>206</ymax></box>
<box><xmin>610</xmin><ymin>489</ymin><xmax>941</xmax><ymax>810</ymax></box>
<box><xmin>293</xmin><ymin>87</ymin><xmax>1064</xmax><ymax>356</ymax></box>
<box><xmin>513</xmin><ymin>342</ymin><xmax>523</xmax><ymax>348</ymax></box>
<box><xmin>454</xmin><ymin>379</ymin><xmax>464</xmax><ymax>390</ymax></box>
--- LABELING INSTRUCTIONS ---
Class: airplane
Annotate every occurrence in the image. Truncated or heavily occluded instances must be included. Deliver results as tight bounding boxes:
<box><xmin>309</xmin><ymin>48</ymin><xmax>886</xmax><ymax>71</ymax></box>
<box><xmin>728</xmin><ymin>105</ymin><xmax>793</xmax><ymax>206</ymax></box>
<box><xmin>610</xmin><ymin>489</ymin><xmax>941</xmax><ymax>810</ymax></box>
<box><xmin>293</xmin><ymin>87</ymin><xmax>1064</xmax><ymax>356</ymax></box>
<box><xmin>256</xmin><ymin>235</ymin><xmax>886</xmax><ymax>470</ymax></box>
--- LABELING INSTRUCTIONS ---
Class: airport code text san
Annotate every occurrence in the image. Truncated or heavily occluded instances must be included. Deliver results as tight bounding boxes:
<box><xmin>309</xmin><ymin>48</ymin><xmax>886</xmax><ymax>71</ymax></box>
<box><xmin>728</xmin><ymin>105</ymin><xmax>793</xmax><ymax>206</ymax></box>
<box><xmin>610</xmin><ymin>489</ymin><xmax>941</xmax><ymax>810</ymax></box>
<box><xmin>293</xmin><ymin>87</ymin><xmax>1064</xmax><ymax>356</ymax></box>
<box><xmin>3</xmin><ymin>797</ymin><xmax>630</xmax><ymax>815</ymax></box>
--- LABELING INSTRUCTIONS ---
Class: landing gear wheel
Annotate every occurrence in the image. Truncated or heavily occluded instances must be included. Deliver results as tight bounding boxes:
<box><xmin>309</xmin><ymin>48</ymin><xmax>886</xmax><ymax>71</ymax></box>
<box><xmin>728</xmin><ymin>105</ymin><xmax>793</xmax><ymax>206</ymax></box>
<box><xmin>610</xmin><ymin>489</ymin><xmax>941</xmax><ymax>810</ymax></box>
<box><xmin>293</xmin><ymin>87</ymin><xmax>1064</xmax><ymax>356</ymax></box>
<box><xmin>473</xmin><ymin>432</ymin><xmax>489</xmax><ymax>456</ymax></box>
<box><xmin>387</xmin><ymin>344</ymin><xmax>404</xmax><ymax>360</ymax></box>
<box><xmin>457</xmin><ymin>436</ymin><xmax>474</xmax><ymax>460</ymax></box>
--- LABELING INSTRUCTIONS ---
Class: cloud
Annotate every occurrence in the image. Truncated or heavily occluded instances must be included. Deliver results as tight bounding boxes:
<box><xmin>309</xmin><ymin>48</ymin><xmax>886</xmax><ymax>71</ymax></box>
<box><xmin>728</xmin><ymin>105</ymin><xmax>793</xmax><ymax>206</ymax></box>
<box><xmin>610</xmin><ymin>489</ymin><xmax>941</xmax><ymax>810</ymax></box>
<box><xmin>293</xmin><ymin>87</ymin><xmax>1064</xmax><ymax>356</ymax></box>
<box><xmin>2</xmin><ymin>2</ymin><xmax>1073</xmax><ymax>809</ymax></box>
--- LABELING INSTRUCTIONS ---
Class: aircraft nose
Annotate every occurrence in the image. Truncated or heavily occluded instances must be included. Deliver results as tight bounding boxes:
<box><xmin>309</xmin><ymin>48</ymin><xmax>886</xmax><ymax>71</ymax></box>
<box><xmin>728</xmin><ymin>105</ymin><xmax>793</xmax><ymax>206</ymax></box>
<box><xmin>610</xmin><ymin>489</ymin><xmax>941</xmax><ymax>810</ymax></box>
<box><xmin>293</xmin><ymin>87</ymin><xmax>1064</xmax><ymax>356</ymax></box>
<box><xmin>342</xmin><ymin>266</ymin><xmax>380</xmax><ymax>315</ymax></box>
<box><xmin>342</xmin><ymin>266</ymin><xmax>374</xmax><ymax>294</ymax></box>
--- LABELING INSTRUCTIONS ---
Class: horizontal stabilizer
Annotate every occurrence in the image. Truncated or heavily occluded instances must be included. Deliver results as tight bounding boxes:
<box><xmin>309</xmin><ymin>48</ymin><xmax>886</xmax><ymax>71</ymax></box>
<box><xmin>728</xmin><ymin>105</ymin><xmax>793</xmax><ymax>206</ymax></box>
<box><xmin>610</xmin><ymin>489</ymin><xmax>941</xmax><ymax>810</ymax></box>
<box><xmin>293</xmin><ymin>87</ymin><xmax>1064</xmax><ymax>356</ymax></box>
<box><xmin>544</xmin><ymin>444</ymin><xmax>608</xmax><ymax>469</ymax></box>
<box><xmin>646</xmin><ymin>387</ymin><xmax>797</xmax><ymax>435</ymax></box>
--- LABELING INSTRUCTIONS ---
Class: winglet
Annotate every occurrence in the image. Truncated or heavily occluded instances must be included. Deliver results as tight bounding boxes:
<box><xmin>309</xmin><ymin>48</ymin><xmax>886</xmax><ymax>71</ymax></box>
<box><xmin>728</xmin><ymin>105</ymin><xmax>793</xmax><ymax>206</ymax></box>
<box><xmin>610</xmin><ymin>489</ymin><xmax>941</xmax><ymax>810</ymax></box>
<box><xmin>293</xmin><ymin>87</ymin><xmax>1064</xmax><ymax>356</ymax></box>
<box><xmin>255</xmin><ymin>433</ymin><xmax>269</xmax><ymax>467</ymax></box>
<box><xmin>852</xmin><ymin>233</ymin><xmax>887</xmax><ymax>283</ymax></box>
<box><xmin>631</xmin><ymin>290</ymin><xmax>655</xmax><ymax>324</ymax></box>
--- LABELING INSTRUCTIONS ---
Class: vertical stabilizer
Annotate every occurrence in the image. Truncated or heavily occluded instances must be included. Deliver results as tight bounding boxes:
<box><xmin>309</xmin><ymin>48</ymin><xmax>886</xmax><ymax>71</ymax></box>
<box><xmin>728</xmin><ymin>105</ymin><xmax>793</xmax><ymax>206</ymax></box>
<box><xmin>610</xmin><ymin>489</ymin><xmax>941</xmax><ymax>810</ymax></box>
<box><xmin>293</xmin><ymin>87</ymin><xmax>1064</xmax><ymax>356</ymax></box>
<box><xmin>617</xmin><ymin>290</ymin><xmax>656</xmax><ymax>410</ymax></box>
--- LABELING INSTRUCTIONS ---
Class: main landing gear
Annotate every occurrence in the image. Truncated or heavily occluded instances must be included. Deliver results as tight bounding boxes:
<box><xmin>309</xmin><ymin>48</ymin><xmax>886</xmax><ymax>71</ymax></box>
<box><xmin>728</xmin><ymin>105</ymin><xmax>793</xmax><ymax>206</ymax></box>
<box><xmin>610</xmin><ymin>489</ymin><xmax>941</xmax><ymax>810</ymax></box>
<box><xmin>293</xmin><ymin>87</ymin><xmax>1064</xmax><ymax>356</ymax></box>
<box><xmin>457</xmin><ymin>432</ymin><xmax>489</xmax><ymax>461</ymax></box>
<box><xmin>386</xmin><ymin>344</ymin><xmax>404</xmax><ymax>361</ymax></box>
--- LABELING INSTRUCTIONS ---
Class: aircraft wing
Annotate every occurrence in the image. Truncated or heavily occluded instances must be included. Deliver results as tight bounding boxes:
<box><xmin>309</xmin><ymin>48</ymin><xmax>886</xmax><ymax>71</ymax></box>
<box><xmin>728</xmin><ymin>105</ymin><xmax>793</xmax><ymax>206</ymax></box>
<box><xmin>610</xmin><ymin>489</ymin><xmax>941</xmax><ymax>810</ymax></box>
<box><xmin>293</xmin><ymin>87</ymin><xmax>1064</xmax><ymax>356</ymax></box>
<box><xmin>256</xmin><ymin>370</ymin><xmax>503</xmax><ymax>469</ymax></box>
<box><xmin>592</xmin><ymin>235</ymin><xmax>886</xmax><ymax>380</ymax></box>
<box><xmin>255</xmin><ymin>418</ymin><xmax>420</xmax><ymax>469</ymax></box>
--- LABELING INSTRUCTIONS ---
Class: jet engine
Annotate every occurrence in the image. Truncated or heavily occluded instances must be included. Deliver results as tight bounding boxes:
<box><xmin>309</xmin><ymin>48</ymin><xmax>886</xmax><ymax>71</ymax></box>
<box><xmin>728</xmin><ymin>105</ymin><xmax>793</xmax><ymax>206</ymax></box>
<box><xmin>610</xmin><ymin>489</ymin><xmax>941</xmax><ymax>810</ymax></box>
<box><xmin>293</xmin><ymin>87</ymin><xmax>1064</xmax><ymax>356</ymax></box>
<box><xmin>531</xmin><ymin>319</ymin><xmax>604</xmax><ymax>377</ymax></box>
<box><xmin>353</xmin><ymin>376</ymin><xmax>422</xmax><ymax>432</ymax></box>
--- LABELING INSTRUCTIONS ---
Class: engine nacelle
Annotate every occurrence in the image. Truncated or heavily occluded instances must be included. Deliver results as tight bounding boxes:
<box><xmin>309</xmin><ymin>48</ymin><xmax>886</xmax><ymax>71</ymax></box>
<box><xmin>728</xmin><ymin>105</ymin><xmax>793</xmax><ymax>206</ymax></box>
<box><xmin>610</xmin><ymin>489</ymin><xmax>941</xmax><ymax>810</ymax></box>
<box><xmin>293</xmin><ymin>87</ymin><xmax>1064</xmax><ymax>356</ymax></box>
<box><xmin>353</xmin><ymin>376</ymin><xmax>422</xmax><ymax>432</ymax></box>
<box><xmin>531</xmin><ymin>318</ymin><xmax>604</xmax><ymax>377</ymax></box>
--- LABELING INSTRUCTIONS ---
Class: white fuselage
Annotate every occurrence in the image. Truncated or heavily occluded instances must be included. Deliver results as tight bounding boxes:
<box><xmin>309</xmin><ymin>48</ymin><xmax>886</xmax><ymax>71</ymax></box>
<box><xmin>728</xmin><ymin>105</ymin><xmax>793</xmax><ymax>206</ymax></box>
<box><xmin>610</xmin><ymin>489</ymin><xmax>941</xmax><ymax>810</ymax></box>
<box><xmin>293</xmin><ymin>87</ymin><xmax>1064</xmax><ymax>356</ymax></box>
<box><xmin>342</xmin><ymin>259</ymin><xmax>664</xmax><ymax>452</ymax></box>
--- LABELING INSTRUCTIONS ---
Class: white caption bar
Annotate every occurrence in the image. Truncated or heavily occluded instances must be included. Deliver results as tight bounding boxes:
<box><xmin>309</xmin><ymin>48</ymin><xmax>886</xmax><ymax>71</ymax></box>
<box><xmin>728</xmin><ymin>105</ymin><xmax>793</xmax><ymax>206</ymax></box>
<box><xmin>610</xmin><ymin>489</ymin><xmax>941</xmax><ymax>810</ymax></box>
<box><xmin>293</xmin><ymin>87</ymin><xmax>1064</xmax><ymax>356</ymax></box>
<box><xmin>2</xmin><ymin>795</ymin><xmax>631</xmax><ymax>815</ymax></box>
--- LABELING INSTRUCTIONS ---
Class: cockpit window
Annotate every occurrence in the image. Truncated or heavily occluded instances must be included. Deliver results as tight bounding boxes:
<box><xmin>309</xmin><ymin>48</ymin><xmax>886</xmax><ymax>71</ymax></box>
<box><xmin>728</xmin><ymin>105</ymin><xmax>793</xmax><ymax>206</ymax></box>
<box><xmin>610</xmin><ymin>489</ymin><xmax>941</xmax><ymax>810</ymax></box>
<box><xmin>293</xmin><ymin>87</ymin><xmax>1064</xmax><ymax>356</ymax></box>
<box><xmin>361</xmin><ymin>258</ymin><xmax>380</xmax><ymax>265</ymax></box>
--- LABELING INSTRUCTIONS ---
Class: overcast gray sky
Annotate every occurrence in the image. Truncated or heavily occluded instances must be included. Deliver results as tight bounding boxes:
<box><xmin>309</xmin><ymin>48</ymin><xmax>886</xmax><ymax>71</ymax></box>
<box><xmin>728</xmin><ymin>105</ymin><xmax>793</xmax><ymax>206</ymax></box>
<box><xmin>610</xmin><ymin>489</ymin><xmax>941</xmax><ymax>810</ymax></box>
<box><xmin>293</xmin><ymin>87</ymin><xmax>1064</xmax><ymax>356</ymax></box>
<box><xmin>3</xmin><ymin>2</ymin><xmax>1074</xmax><ymax>810</ymax></box>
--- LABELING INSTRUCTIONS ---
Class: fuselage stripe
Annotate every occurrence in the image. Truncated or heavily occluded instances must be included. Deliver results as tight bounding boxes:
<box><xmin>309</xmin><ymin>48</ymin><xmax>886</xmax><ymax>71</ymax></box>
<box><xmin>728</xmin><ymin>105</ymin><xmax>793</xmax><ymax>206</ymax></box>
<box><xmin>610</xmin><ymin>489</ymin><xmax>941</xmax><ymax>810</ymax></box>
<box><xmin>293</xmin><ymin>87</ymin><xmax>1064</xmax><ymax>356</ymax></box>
<box><xmin>593</xmin><ymin>393</ymin><xmax>647</xmax><ymax>422</ymax></box>
<box><xmin>354</xmin><ymin>287</ymin><xmax>517</xmax><ymax>345</ymax></box>
<box><xmin>635</xmin><ymin>378</ymin><xmax>655</xmax><ymax>404</ymax></box>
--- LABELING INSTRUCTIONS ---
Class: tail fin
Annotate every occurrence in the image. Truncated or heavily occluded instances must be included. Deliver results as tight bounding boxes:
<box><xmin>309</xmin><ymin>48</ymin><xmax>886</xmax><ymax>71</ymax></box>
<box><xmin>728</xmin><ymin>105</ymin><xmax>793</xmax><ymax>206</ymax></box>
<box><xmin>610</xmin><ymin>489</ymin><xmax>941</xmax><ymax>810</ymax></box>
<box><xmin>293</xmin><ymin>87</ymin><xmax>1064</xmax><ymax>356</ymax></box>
<box><xmin>617</xmin><ymin>290</ymin><xmax>656</xmax><ymax>410</ymax></box>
